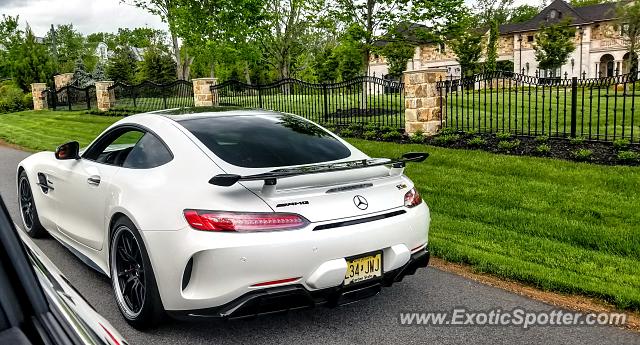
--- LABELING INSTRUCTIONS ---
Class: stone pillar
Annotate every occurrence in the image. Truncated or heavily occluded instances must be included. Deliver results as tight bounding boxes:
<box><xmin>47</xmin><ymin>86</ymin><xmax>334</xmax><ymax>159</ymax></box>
<box><xmin>54</xmin><ymin>73</ymin><xmax>74</xmax><ymax>90</ymax></box>
<box><xmin>192</xmin><ymin>78</ymin><xmax>218</xmax><ymax>107</ymax></box>
<box><xmin>403</xmin><ymin>68</ymin><xmax>447</xmax><ymax>135</ymax></box>
<box><xmin>95</xmin><ymin>81</ymin><xmax>114</xmax><ymax>111</ymax></box>
<box><xmin>31</xmin><ymin>83</ymin><xmax>48</xmax><ymax>110</ymax></box>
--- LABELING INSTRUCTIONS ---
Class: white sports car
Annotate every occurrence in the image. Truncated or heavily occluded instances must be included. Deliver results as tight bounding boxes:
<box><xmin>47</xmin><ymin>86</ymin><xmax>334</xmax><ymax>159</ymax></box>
<box><xmin>17</xmin><ymin>108</ymin><xmax>431</xmax><ymax>329</ymax></box>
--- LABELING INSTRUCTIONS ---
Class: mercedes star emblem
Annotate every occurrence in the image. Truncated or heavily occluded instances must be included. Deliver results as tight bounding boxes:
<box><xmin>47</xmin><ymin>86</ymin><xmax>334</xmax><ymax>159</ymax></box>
<box><xmin>353</xmin><ymin>195</ymin><xmax>368</xmax><ymax>210</ymax></box>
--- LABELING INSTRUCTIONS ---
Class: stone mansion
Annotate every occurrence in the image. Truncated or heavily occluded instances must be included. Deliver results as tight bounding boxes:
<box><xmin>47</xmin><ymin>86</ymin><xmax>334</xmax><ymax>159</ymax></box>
<box><xmin>369</xmin><ymin>0</ymin><xmax>639</xmax><ymax>79</ymax></box>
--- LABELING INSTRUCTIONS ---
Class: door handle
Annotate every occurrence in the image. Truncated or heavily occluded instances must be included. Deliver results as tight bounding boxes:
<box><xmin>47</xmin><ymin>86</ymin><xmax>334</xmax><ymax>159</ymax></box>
<box><xmin>87</xmin><ymin>176</ymin><xmax>101</xmax><ymax>186</ymax></box>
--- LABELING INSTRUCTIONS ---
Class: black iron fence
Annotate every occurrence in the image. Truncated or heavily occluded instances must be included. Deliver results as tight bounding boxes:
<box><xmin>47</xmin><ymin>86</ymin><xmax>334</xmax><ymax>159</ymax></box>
<box><xmin>45</xmin><ymin>85</ymin><xmax>97</xmax><ymax>111</ymax></box>
<box><xmin>108</xmin><ymin>80</ymin><xmax>194</xmax><ymax>111</ymax></box>
<box><xmin>211</xmin><ymin>76</ymin><xmax>405</xmax><ymax>128</ymax></box>
<box><xmin>436</xmin><ymin>71</ymin><xmax>640</xmax><ymax>143</ymax></box>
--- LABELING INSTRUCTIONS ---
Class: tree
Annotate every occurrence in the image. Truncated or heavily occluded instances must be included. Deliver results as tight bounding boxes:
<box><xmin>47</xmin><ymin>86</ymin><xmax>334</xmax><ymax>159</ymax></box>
<box><xmin>137</xmin><ymin>44</ymin><xmax>177</xmax><ymax>83</ymax></box>
<box><xmin>570</xmin><ymin>0</ymin><xmax>614</xmax><ymax>7</ymax></box>
<box><xmin>474</xmin><ymin>0</ymin><xmax>514</xmax><ymax>27</ymax></box>
<box><xmin>93</xmin><ymin>62</ymin><xmax>106</xmax><ymax>81</ymax></box>
<box><xmin>72</xmin><ymin>57</ymin><xmax>94</xmax><ymax>87</ymax></box>
<box><xmin>485</xmin><ymin>21</ymin><xmax>499</xmax><ymax>72</ymax></box>
<box><xmin>313</xmin><ymin>47</ymin><xmax>340</xmax><ymax>82</ymax></box>
<box><xmin>534</xmin><ymin>19</ymin><xmax>576</xmax><ymax>76</ymax></box>
<box><xmin>44</xmin><ymin>24</ymin><xmax>87</xmax><ymax>73</ymax></box>
<box><xmin>332</xmin><ymin>0</ymin><xmax>466</xmax><ymax>75</ymax></box>
<box><xmin>0</xmin><ymin>15</ymin><xmax>22</xmax><ymax>79</ymax></box>
<box><xmin>617</xmin><ymin>0</ymin><xmax>640</xmax><ymax>77</ymax></box>
<box><xmin>12</xmin><ymin>28</ymin><xmax>55</xmax><ymax>91</ymax></box>
<box><xmin>508</xmin><ymin>5</ymin><xmax>539</xmax><ymax>23</ymax></box>
<box><xmin>105</xmin><ymin>47</ymin><xmax>138</xmax><ymax>84</ymax></box>
<box><xmin>451</xmin><ymin>32</ymin><xmax>484</xmax><ymax>76</ymax></box>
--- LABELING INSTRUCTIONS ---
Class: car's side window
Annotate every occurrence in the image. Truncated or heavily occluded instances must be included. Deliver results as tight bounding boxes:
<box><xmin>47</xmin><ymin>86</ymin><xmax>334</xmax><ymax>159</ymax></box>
<box><xmin>122</xmin><ymin>133</ymin><xmax>173</xmax><ymax>169</ymax></box>
<box><xmin>84</xmin><ymin>129</ymin><xmax>145</xmax><ymax>167</ymax></box>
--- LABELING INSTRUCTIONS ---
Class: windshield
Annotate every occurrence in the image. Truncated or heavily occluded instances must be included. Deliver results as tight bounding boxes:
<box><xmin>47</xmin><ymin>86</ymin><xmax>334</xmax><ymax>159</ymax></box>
<box><xmin>178</xmin><ymin>114</ymin><xmax>352</xmax><ymax>168</ymax></box>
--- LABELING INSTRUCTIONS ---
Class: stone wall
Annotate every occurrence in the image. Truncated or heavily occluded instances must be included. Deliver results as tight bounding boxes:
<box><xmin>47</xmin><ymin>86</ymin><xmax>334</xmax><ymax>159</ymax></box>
<box><xmin>403</xmin><ymin>68</ymin><xmax>447</xmax><ymax>135</ymax></box>
<box><xmin>95</xmin><ymin>81</ymin><xmax>114</xmax><ymax>111</ymax></box>
<box><xmin>30</xmin><ymin>83</ymin><xmax>48</xmax><ymax>110</ymax></box>
<box><xmin>54</xmin><ymin>73</ymin><xmax>74</xmax><ymax>90</ymax></box>
<box><xmin>192</xmin><ymin>78</ymin><xmax>218</xmax><ymax>106</ymax></box>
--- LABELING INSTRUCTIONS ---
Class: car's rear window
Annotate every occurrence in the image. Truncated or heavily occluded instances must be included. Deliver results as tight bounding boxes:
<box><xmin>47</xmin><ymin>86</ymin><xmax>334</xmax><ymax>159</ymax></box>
<box><xmin>178</xmin><ymin>114</ymin><xmax>352</xmax><ymax>168</ymax></box>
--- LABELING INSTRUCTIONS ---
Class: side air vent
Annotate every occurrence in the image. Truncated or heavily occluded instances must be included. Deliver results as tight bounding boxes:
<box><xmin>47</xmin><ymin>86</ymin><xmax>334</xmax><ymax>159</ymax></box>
<box><xmin>314</xmin><ymin>210</ymin><xmax>406</xmax><ymax>231</ymax></box>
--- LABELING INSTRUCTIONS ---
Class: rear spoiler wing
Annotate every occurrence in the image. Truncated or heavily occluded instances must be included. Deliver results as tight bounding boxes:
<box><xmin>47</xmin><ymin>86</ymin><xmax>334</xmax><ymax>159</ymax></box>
<box><xmin>209</xmin><ymin>152</ymin><xmax>428</xmax><ymax>195</ymax></box>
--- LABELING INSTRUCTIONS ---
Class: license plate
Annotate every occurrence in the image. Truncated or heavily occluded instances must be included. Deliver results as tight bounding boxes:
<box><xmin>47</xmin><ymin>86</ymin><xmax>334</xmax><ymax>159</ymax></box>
<box><xmin>344</xmin><ymin>252</ymin><xmax>382</xmax><ymax>286</ymax></box>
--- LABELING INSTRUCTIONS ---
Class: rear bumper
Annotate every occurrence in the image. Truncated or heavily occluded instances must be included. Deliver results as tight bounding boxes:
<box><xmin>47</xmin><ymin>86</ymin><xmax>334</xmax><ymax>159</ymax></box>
<box><xmin>167</xmin><ymin>247</ymin><xmax>429</xmax><ymax>320</ymax></box>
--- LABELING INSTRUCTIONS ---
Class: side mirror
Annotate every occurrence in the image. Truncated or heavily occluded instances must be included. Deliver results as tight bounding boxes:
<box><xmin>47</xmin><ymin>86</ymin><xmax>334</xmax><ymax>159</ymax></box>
<box><xmin>55</xmin><ymin>141</ymin><xmax>80</xmax><ymax>160</ymax></box>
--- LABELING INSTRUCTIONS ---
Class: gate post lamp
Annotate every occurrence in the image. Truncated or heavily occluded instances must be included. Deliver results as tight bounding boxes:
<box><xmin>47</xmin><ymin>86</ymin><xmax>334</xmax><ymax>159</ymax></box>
<box><xmin>518</xmin><ymin>34</ymin><xmax>523</xmax><ymax>73</ymax></box>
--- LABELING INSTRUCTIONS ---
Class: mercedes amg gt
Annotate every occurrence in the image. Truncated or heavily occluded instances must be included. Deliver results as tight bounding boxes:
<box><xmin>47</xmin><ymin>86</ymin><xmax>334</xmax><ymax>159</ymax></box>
<box><xmin>17</xmin><ymin>108</ymin><xmax>431</xmax><ymax>328</ymax></box>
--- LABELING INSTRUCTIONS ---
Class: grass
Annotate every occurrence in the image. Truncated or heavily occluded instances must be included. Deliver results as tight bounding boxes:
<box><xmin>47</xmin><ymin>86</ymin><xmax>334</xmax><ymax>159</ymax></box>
<box><xmin>1</xmin><ymin>110</ymin><xmax>639</xmax><ymax>311</ymax></box>
<box><xmin>0</xmin><ymin>110</ymin><xmax>122</xmax><ymax>151</ymax></box>
<box><xmin>349</xmin><ymin>138</ymin><xmax>640</xmax><ymax>311</ymax></box>
<box><xmin>444</xmin><ymin>87</ymin><xmax>640</xmax><ymax>142</ymax></box>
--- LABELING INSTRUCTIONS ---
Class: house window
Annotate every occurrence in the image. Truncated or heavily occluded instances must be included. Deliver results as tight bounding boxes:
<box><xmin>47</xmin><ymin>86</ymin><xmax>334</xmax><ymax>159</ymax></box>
<box><xmin>527</xmin><ymin>35</ymin><xmax>534</xmax><ymax>42</ymax></box>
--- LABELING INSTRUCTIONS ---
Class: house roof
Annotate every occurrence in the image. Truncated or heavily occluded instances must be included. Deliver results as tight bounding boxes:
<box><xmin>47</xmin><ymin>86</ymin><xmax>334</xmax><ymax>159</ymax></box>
<box><xmin>499</xmin><ymin>0</ymin><xmax>620</xmax><ymax>34</ymax></box>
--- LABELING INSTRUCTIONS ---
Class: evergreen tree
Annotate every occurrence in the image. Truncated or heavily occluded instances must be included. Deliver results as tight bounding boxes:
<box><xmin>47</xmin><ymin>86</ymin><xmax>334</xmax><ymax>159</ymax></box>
<box><xmin>92</xmin><ymin>62</ymin><xmax>106</xmax><ymax>81</ymax></box>
<box><xmin>73</xmin><ymin>57</ymin><xmax>94</xmax><ymax>87</ymax></box>
<box><xmin>105</xmin><ymin>47</ymin><xmax>138</xmax><ymax>84</ymax></box>
<box><xmin>485</xmin><ymin>21</ymin><xmax>499</xmax><ymax>72</ymax></box>
<box><xmin>137</xmin><ymin>44</ymin><xmax>177</xmax><ymax>83</ymax></box>
<box><xmin>12</xmin><ymin>28</ymin><xmax>55</xmax><ymax>91</ymax></box>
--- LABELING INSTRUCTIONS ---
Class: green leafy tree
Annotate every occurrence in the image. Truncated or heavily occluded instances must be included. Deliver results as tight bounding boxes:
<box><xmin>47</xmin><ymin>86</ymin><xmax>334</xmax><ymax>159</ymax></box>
<box><xmin>0</xmin><ymin>15</ymin><xmax>23</xmax><ymax>79</ymax></box>
<box><xmin>451</xmin><ymin>32</ymin><xmax>484</xmax><ymax>76</ymax></box>
<box><xmin>105</xmin><ymin>47</ymin><xmax>138</xmax><ymax>84</ymax></box>
<box><xmin>13</xmin><ymin>28</ymin><xmax>55</xmax><ymax>91</ymax></box>
<box><xmin>508</xmin><ymin>5</ymin><xmax>539</xmax><ymax>23</ymax></box>
<box><xmin>44</xmin><ymin>24</ymin><xmax>87</xmax><ymax>73</ymax></box>
<box><xmin>332</xmin><ymin>0</ymin><xmax>466</xmax><ymax>75</ymax></box>
<box><xmin>137</xmin><ymin>44</ymin><xmax>177</xmax><ymax>83</ymax></box>
<box><xmin>485</xmin><ymin>21</ymin><xmax>499</xmax><ymax>72</ymax></box>
<box><xmin>570</xmin><ymin>0</ymin><xmax>613</xmax><ymax>7</ymax></box>
<box><xmin>313</xmin><ymin>47</ymin><xmax>340</xmax><ymax>82</ymax></box>
<box><xmin>534</xmin><ymin>19</ymin><xmax>576</xmax><ymax>76</ymax></box>
<box><xmin>617</xmin><ymin>0</ymin><xmax>640</xmax><ymax>76</ymax></box>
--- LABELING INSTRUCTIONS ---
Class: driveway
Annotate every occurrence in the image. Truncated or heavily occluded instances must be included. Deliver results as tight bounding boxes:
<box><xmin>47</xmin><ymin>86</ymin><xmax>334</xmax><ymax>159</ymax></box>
<box><xmin>0</xmin><ymin>145</ymin><xmax>637</xmax><ymax>345</ymax></box>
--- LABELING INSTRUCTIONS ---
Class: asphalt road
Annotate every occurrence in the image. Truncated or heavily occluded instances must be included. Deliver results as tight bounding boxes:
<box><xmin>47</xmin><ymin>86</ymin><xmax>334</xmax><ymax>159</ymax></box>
<box><xmin>1</xmin><ymin>145</ymin><xmax>638</xmax><ymax>345</ymax></box>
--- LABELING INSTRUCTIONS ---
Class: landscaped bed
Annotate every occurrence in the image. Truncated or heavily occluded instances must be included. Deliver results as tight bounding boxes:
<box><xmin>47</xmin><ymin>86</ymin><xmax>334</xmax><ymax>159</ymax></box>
<box><xmin>1</xmin><ymin>110</ymin><xmax>639</xmax><ymax>312</ymax></box>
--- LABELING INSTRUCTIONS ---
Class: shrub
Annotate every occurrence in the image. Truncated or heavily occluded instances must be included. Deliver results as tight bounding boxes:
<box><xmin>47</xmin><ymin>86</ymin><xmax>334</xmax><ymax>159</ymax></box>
<box><xmin>378</xmin><ymin>125</ymin><xmax>395</xmax><ymax>134</ymax></box>
<box><xmin>467</xmin><ymin>136</ymin><xmax>487</xmax><ymax>147</ymax></box>
<box><xmin>535</xmin><ymin>144</ymin><xmax>551</xmax><ymax>155</ymax></box>
<box><xmin>617</xmin><ymin>151</ymin><xmax>639</xmax><ymax>162</ymax></box>
<box><xmin>382</xmin><ymin>130</ymin><xmax>403</xmax><ymax>141</ymax></box>
<box><xmin>0</xmin><ymin>82</ymin><xmax>30</xmax><ymax>113</ymax></box>
<box><xmin>496</xmin><ymin>132</ymin><xmax>512</xmax><ymax>140</ymax></box>
<box><xmin>364</xmin><ymin>123</ymin><xmax>379</xmax><ymax>132</ymax></box>
<box><xmin>347</xmin><ymin>123</ymin><xmax>363</xmax><ymax>132</ymax></box>
<box><xmin>410</xmin><ymin>132</ymin><xmax>426</xmax><ymax>143</ymax></box>
<box><xmin>323</xmin><ymin>125</ymin><xmax>337</xmax><ymax>133</ymax></box>
<box><xmin>497</xmin><ymin>139</ymin><xmax>521</xmax><ymax>151</ymax></box>
<box><xmin>433</xmin><ymin>134</ymin><xmax>460</xmax><ymax>145</ymax></box>
<box><xmin>464</xmin><ymin>129</ymin><xmax>478</xmax><ymax>136</ymax></box>
<box><xmin>569</xmin><ymin>136</ymin><xmax>585</xmax><ymax>145</ymax></box>
<box><xmin>340</xmin><ymin>128</ymin><xmax>354</xmax><ymax>137</ymax></box>
<box><xmin>363</xmin><ymin>130</ymin><xmax>378</xmax><ymax>140</ymax></box>
<box><xmin>440</xmin><ymin>127</ymin><xmax>458</xmax><ymax>135</ymax></box>
<box><xmin>613</xmin><ymin>138</ymin><xmax>630</xmax><ymax>150</ymax></box>
<box><xmin>572</xmin><ymin>149</ymin><xmax>593</xmax><ymax>161</ymax></box>
<box><xmin>535</xmin><ymin>135</ymin><xmax>549</xmax><ymax>143</ymax></box>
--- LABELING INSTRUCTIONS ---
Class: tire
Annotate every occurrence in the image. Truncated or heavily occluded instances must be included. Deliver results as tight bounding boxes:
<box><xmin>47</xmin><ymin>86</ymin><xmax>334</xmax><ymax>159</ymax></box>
<box><xmin>18</xmin><ymin>171</ymin><xmax>47</xmax><ymax>238</ymax></box>
<box><xmin>110</xmin><ymin>217</ymin><xmax>164</xmax><ymax>329</ymax></box>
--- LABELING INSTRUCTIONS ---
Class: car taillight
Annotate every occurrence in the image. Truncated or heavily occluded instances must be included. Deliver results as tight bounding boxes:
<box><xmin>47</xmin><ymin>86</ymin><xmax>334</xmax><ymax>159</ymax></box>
<box><xmin>184</xmin><ymin>210</ymin><xmax>309</xmax><ymax>232</ymax></box>
<box><xmin>404</xmin><ymin>187</ymin><xmax>422</xmax><ymax>208</ymax></box>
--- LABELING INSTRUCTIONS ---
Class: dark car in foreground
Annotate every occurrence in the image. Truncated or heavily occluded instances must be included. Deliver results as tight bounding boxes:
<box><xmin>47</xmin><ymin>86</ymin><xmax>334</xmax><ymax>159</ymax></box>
<box><xmin>0</xmin><ymin>195</ymin><xmax>126</xmax><ymax>345</ymax></box>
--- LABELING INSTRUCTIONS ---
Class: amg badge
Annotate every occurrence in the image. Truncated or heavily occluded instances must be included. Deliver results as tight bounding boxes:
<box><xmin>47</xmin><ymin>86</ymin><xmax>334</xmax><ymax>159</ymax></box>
<box><xmin>276</xmin><ymin>201</ymin><xmax>310</xmax><ymax>208</ymax></box>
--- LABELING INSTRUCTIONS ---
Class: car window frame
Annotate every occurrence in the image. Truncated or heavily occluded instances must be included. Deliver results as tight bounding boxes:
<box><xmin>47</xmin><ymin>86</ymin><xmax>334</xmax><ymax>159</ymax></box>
<box><xmin>81</xmin><ymin>124</ymin><xmax>174</xmax><ymax>169</ymax></box>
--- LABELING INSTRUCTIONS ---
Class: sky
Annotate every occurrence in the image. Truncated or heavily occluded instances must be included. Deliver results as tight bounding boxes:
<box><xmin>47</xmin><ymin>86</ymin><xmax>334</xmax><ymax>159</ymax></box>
<box><xmin>0</xmin><ymin>0</ymin><xmax>167</xmax><ymax>37</ymax></box>
<box><xmin>1</xmin><ymin>0</ymin><xmax>539</xmax><ymax>38</ymax></box>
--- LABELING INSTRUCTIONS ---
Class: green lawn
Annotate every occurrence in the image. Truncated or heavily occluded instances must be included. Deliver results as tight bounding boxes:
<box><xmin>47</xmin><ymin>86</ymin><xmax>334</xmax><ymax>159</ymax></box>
<box><xmin>1</xmin><ymin>110</ymin><xmax>639</xmax><ymax>311</ymax></box>
<box><xmin>444</xmin><ymin>87</ymin><xmax>640</xmax><ymax>142</ymax></box>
